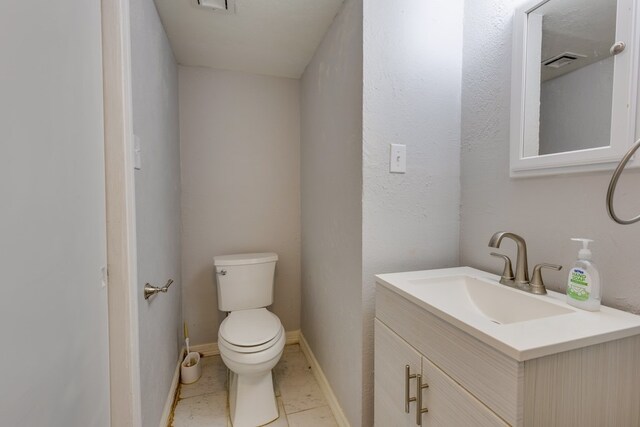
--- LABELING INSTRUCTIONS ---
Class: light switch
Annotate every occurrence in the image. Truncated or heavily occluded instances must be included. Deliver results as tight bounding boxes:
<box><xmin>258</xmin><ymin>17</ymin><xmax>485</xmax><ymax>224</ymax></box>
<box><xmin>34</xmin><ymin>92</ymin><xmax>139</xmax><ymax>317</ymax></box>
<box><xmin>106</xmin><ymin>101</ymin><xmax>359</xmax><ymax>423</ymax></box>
<box><xmin>390</xmin><ymin>144</ymin><xmax>406</xmax><ymax>173</ymax></box>
<box><xmin>134</xmin><ymin>134</ymin><xmax>142</xmax><ymax>170</ymax></box>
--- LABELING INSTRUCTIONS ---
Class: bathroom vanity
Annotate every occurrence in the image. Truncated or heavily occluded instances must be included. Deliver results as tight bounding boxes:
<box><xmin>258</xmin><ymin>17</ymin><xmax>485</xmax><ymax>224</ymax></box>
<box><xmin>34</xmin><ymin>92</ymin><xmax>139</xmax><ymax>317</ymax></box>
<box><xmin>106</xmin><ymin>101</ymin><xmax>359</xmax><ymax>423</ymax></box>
<box><xmin>374</xmin><ymin>267</ymin><xmax>640</xmax><ymax>426</ymax></box>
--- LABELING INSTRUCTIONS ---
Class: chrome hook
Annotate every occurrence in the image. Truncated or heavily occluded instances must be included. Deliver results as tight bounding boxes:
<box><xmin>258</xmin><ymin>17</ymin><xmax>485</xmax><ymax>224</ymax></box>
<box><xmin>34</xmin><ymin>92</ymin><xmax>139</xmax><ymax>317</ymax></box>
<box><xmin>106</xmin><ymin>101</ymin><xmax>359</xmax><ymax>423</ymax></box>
<box><xmin>144</xmin><ymin>279</ymin><xmax>174</xmax><ymax>300</ymax></box>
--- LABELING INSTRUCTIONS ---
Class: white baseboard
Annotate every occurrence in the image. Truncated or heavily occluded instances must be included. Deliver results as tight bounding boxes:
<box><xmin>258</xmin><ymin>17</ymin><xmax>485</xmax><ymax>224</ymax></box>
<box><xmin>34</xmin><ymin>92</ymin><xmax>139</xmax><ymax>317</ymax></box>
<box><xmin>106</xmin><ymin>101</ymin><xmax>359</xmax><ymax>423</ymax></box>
<box><xmin>299</xmin><ymin>333</ymin><xmax>350</xmax><ymax>427</ymax></box>
<box><xmin>190</xmin><ymin>329</ymin><xmax>302</xmax><ymax>357</ymax></box>
<box><xmin>190</xmin><ymin>341</ymin><xmax>219</xmax><ymax>357</ymax></box>
<box><xmin>159</xmin><ymin>349</ymin><xmax>183</xmax><ymax>427</ymax></box>
<box><xmin>285</xmin><ymin>329</ymin><xmax>300</xmax><ymax>345</ymax></box>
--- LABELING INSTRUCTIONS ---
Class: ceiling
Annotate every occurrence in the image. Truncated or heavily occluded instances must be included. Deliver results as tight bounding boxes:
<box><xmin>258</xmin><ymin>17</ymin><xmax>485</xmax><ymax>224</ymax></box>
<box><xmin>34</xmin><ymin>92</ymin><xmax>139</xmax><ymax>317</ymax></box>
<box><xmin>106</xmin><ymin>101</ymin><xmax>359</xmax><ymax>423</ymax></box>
<box><xmin>533</xmin><ymin>0</ymin><xmax>616</xmax><ymax>81</ymax></box>
<box><xmin>154</xmin><ymin>0</ymin><xmax>345</xmax><ymax>79</ymax></box>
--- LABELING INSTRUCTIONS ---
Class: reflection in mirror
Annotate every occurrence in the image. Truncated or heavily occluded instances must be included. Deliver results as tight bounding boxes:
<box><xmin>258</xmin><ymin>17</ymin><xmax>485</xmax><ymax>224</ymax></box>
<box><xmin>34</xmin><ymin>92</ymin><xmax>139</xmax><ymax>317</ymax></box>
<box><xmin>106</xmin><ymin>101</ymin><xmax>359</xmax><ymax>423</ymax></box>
<box><xmin>524</xmin><ymin>0</ymin><xmax>617</xmax><ymax>157</ymax></box>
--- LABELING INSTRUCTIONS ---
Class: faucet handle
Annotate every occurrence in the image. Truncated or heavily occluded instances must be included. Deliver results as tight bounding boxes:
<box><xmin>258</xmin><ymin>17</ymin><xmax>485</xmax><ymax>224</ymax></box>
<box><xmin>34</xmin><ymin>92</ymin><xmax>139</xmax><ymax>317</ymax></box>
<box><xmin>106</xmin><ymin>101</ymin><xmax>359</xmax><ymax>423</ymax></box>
<box><xmin>490</xmin><ymin>252</ymin><xmax>515</xmax><ymax>286</ymax></box>
<box><xmin>530</xmin><ymin>263</ymin><xmax>562</xmax><ymax>295</ymax></box>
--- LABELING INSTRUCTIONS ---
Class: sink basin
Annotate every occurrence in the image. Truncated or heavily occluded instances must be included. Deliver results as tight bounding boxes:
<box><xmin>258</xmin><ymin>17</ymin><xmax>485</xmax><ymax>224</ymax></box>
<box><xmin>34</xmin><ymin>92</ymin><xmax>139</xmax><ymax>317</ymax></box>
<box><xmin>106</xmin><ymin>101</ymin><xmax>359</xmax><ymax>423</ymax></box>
<box><xmin>376</xmin><ymin>267</ymin><xmax>640</xmax><ymax>360</ymax></box>
<box><xmin>409</xmin><ymin>275</ymin><xmax>573</xmax><ymax>325</ymax></box>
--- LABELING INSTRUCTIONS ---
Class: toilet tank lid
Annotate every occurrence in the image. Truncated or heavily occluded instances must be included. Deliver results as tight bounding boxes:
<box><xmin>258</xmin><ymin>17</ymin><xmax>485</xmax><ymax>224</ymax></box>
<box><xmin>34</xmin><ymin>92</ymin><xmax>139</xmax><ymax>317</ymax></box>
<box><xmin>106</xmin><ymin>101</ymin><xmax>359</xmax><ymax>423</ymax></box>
<box><xmin>213</xmin><ymin>252</ymin><xmax>278</xmax><ymax>266</ymax></box>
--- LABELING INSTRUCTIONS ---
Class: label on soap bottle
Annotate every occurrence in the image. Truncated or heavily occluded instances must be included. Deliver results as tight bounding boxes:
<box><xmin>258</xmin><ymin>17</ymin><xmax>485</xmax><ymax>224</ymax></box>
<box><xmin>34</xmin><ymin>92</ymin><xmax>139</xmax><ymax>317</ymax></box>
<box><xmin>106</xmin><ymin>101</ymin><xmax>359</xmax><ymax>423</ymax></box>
<box><xmin>567</xmin><ymin>268</ymin><xmax>591</xmax><ymax>301</ymax></box>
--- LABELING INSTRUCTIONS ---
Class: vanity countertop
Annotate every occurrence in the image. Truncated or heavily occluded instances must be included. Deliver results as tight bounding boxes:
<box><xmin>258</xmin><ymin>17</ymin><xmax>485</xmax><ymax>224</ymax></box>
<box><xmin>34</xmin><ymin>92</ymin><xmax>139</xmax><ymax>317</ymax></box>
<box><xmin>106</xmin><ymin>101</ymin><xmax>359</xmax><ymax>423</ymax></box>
<box><xmin>376</xmin><ymin>267</ymin><xmax>640</xmax><ymax>361</ymax></box>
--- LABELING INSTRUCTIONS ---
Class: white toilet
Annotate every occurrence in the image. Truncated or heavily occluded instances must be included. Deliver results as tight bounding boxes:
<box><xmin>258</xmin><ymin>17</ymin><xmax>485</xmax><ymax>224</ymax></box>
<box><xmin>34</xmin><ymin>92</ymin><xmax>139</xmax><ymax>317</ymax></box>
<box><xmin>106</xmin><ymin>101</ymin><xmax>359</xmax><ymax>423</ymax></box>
<box><xmin>214</xmin><ymin>252</ymin><xmax>285</xmax><ymax>427</ymax></box>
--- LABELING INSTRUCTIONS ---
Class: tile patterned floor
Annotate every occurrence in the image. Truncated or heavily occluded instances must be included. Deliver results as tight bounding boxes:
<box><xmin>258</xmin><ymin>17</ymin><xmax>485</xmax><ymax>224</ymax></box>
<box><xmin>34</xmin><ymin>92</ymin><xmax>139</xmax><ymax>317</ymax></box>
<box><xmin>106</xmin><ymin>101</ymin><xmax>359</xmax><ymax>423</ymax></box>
<box><xmin>172</xmin><ymin>344</ymin><xmax>338</xmax><ymax>427</ymax></box>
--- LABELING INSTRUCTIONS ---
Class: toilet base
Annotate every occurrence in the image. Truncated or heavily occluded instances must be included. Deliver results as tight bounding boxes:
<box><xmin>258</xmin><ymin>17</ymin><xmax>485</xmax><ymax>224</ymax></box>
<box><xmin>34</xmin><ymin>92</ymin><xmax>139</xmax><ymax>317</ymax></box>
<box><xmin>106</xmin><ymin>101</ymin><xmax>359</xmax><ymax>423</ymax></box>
<box><xmin>229</xmin><ymin>369</ymin><xmax>279</xmax><ymax>427</ymax></box>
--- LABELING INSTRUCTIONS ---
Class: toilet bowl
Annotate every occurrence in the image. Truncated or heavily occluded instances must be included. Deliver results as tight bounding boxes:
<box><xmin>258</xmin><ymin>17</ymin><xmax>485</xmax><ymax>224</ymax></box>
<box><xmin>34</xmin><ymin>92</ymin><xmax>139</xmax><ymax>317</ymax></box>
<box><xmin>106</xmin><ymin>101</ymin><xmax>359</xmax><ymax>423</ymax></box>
<box><xmin>218</xmin><ymin>308</ymin><xmax>285</xmax><ymax>427</ymax></box>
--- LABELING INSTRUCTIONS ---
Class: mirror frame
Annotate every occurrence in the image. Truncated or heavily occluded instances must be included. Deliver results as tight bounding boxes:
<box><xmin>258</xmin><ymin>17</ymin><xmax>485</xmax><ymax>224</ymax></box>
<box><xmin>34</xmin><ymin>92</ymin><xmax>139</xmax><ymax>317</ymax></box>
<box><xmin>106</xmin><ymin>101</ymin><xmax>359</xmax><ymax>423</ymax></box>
<box><xmin>510</xmin><ymin>0</ymin><xmax>640</xmax><ymax>177</ymax></box>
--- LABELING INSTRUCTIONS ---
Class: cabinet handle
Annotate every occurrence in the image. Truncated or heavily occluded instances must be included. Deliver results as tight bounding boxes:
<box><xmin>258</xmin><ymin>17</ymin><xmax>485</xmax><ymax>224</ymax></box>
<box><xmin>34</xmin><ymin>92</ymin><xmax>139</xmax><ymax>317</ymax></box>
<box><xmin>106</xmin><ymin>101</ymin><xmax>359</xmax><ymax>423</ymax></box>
<box><xmin>405</xmin><ymin>365</ymin><xmax>417</xmax><ymax>413</ymax></box>
<box><xmin>416</xmin><ymin>374</ymin><xmax>429</xmax><ymax>425</ymax></box>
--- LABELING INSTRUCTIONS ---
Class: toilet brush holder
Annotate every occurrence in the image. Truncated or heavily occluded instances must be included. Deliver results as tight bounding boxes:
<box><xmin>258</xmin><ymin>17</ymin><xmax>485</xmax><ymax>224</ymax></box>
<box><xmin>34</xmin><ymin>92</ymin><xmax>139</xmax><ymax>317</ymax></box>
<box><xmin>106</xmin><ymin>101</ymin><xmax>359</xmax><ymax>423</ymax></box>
<box><xmin>180</xmin><ymin>352</ymin><xmax>202</xmax><ymax>384</ymax></box>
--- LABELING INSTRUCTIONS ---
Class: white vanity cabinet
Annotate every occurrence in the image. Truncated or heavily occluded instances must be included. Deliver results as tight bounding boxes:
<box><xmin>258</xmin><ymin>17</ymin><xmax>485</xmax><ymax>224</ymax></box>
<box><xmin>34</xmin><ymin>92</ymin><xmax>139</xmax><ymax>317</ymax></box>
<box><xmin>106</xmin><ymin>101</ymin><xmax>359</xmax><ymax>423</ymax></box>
<box><xmin>374</xmin><ymin>282</ymin><xmax>640</xmax><ymax>427</ymax></box>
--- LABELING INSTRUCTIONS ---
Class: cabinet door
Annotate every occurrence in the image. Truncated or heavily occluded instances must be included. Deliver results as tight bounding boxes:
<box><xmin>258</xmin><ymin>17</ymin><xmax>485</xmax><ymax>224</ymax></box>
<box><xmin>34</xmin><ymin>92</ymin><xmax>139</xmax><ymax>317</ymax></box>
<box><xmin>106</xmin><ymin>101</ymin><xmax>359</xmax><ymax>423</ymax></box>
<box><xmin>419</xmin><ymin>357</ymin><xmax>509</xmax><ymax>427</ymax></box>
<box><xmin>375</xmin><ymin>319</ymin><xmax>422</xmax><ymax>427</ymax></box>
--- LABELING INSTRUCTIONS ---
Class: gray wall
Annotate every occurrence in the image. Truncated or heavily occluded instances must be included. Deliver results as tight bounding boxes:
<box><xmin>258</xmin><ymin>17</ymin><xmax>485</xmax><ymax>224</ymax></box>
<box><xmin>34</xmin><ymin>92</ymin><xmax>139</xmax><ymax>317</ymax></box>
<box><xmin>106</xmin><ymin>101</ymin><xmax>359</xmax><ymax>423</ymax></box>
<box><xmin>0</xmin><ymin>0</ymin><xmax>110</xmax><ymax>425</ymax></box>
<box><xmin>460</xmin><ymin>0</ymin><xmax>640</xmax><ymax>313</ymax></box>
<box><xmin>179</xmin><ymin>66</ymin><xmax>301</xmax><ymax>345</ymax></box>
<box><xmin>130</xmin><ymin>0</ymin><xmax>183</xmax><ymax>426</ymax></box>
<box><xmin>300</xmin><ymin>0</ymin><xmax>364</xmax><ymax>425</ymax></box>
<box><xmin>539</xmin><ymin>57</ymin><xmax>614</xmax><ymax>155</ymax></box>
<box><xmin>362</xmin><ymin>0</ymin><xmax>464</xmax><ymax>424</ymax></box>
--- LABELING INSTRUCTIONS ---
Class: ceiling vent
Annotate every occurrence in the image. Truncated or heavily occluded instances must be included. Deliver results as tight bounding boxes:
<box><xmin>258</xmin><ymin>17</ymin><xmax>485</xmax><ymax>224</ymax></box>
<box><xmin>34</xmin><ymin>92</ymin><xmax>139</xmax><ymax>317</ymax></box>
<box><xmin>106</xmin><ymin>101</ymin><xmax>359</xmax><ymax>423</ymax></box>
<box><xmin>196</xmin><ymin>0</ymin><xmax>236</xmax><ymax>14</ymax></box>
<box><xmin>542</xmin><ymin>52</ymin><xmax>587</xmax><ymax>69</ymax></box>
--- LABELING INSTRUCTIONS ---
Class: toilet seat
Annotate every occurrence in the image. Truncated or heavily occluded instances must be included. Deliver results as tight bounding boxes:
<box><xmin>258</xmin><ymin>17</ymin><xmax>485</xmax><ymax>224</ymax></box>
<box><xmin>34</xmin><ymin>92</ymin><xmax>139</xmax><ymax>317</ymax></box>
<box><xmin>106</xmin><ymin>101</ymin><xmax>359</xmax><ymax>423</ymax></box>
<box><xmin>219</xmin><ymin>327</ymin><xmax>283</xmax><ymax>354</ymax></box>
<box><xmin>219</xmin><ymin>308</ymin><xmax>283</xmax><ymax>353</ymax></box>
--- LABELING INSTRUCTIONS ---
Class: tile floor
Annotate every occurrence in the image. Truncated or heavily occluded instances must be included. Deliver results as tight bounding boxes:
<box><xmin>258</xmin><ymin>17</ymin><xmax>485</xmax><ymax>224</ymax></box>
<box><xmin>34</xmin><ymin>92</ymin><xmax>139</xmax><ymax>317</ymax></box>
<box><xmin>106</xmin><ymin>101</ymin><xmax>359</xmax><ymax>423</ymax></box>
<box><xmin>172</xmin><ymin>344</ymin><xmax>338</xmax><ymax>427</ymax></box>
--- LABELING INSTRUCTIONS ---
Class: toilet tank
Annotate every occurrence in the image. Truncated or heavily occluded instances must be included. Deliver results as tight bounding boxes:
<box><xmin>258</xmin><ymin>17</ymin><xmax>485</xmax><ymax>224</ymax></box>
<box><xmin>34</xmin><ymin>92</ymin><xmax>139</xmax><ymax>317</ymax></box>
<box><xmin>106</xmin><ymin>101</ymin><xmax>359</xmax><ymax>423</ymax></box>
<box><xmin>214</xmin><ymin>252</ymin><xmax>278</xmax><ymax>311</ymax></box>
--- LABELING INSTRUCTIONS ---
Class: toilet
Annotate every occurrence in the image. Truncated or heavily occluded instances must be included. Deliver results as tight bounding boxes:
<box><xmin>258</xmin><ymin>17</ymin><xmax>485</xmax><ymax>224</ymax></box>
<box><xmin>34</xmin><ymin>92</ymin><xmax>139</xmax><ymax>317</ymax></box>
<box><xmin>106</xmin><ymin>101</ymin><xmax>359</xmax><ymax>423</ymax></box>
<box><xmin>214</xmin><ymin>252</ymin><xmax>284</xmax><ymax>427</ymax></box>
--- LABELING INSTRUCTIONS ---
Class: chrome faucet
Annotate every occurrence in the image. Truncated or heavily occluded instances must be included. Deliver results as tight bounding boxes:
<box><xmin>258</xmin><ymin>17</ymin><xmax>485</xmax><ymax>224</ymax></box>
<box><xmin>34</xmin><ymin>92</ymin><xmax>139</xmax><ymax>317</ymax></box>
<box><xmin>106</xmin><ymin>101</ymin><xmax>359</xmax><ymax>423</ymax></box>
<box><xmin>488</xmin><ymin>231</ymin><xmax>530</xmax><ymax>287</ymax></box>
<box><xmin>488</xmin><ymin>231</ymin><xmax>562</xmax><ymax>295</ymax></box>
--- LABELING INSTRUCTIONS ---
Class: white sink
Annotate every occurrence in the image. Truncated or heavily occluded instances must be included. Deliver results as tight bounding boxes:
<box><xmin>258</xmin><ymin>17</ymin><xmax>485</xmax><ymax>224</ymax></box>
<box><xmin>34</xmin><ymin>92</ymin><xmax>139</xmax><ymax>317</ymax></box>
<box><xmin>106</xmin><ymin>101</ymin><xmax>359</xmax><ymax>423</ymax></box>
<box><xmin>409</xmin><ymin>275</ymin><xmax>573</xmax><ymax>325</ymax></box>
<box><xmin>376</xmin><ymin>267</ymin><xmax>640</xmax><ymax>360</ymax></box>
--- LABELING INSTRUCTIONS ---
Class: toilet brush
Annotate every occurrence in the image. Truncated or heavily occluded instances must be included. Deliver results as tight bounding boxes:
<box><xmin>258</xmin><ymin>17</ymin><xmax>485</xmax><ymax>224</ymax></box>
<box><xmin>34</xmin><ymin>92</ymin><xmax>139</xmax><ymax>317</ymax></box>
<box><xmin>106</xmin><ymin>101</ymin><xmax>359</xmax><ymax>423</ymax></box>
<box><xmin>184</xmin><ymin>322</ymin><xmax>191</xmax><ymax>360</ymax></box>
<box><xmin>181</xmin><ymin>322</ymin><xmax>202</xmax><ymax>383</ymax></box>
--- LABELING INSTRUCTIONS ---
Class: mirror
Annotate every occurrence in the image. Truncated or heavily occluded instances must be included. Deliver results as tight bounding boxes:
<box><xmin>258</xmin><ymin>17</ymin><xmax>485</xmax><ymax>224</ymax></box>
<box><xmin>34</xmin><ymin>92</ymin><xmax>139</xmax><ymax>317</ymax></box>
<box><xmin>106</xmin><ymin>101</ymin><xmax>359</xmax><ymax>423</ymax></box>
<box><xmin>526</xmin><ymin>0</ymin><xmax>616</xmax><ymax>156</ymax></box>
<box><xmin>510</xmin><ymin>0</ymin><xmax>639</xmax><ymax>176</ymax></box>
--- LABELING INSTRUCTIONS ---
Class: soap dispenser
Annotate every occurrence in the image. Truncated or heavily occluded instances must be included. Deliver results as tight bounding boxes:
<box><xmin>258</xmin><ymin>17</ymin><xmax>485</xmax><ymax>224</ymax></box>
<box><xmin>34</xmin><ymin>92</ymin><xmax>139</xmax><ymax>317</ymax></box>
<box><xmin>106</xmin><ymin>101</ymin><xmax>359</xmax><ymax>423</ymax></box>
<box><xmin>566</xmin><ymin>238</ymin><xmax>601</xmax><ymax>311</ymax></box>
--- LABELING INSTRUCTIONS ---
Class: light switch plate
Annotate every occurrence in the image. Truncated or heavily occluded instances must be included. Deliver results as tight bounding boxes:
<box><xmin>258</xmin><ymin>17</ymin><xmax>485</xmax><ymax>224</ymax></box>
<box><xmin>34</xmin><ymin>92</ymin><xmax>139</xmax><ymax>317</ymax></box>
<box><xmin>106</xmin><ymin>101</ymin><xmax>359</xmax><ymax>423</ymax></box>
<box><xmin>390</xmin><ymin>144</ymin><xmax>406</xmax><ymax>173</ymax></box>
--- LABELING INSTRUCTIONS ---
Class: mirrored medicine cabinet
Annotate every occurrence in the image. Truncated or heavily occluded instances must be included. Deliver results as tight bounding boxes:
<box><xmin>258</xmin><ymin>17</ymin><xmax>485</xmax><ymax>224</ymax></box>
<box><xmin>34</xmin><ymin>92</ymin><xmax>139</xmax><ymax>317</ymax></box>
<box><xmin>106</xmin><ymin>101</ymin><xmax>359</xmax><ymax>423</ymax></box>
<box><xmin>511</xmin><ymin>0</ymin><xmax>640</xmax><ymax>176</ymax></box>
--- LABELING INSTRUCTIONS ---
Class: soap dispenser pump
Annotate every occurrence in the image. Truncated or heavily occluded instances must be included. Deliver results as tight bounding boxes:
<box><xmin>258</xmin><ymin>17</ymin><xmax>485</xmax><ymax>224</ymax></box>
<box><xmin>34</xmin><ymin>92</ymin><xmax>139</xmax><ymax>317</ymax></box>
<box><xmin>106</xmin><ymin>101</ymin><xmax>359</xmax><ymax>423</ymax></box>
<box><xmin>566</xmin><ymin>238</ymin><xmax>601</xmax><ymax>311</ymax></box>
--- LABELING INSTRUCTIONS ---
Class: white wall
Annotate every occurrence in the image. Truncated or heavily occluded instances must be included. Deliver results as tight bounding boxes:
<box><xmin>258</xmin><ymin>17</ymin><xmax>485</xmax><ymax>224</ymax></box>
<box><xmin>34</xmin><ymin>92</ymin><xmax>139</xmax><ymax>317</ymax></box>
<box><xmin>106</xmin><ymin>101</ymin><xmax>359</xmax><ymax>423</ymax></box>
<box><xmin>301</xmin><ymin>1</ymin><xmax>464</xmax><ymax>424</ymax></box>
<box><xmin>179</xmin><ymin>66</ymin><xmax>301</xmax><ymax>345</ymax></box>
<box><xmin>539</xmin><ymin>57</ymin><xmax>614</xmax><ymax>155</ymax></box>
<box><xmin>0</xmin><ymin>0</ymin><xmax>110</xmax><ymax>425</ymax></box>
<box><xmin>362</xmin><ymin>0</ymin><xmax>464</xmax><ymax>424</ymax></box>
<box><xmin>300</xmin><ymin>0</ymin><xmax>363</xmax><ymax>424</ymax></box>
<box><xmin>460</xmin><ymin>0</ymin><xmax>640</xmax><ymax>313</ymax></box>
<box><xmin>130</xmin><ymin>0</ymin><xmax>182</xmax><ymax>425</ymax></box>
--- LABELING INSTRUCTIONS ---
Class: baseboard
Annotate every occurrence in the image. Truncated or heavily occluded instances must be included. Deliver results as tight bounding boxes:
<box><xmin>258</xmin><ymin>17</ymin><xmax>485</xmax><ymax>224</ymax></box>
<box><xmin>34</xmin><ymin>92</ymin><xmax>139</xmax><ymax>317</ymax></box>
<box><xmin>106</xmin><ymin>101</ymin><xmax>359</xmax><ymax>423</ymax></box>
<box><xmin>190</xmin><ymin>341</ymin><xmax>219</xmax><ymax>357</ymax></box>
<box><xmin>159</xmin><ymin>349</ymin><xmax>183</xmax><ymax>427</ymax></box>
<box><xmin>285</xmin><ymin>329</ymin><xmax>300</xmax><ymax>346</ymax></box>
<box><xmin>190</xmin><ymin>329</ymin><xmax>301</xmax><ymax>357</ymax></box>
<box><xmin>299</xmin><ymin>333</ymin><xmax>350</xmax><ymax>427</ymax></box>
